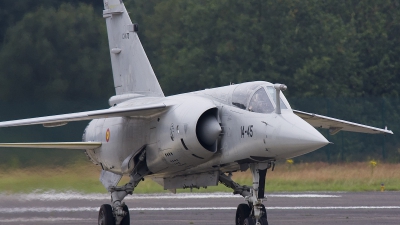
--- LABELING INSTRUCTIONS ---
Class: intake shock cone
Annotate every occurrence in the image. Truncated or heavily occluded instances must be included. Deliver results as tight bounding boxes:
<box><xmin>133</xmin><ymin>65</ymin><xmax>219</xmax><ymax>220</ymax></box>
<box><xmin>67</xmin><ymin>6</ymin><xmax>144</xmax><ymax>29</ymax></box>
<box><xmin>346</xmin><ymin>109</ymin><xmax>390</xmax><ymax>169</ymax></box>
<box><xmin>196</xmin><ymin>113</ymin><xmax>221</xmax><ymax>151</ymax></box>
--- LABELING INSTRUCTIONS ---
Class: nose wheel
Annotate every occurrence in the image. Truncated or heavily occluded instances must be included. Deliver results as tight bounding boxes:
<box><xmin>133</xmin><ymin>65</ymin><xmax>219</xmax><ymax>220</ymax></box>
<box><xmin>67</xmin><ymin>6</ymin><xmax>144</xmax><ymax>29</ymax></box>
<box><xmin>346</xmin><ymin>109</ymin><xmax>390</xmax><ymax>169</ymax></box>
<box><xmin>243</xmin><ymin>217</ymin><xmax>268</xmax><ymax>225</ymax></box>
<box><xmin>236</xmin><ymin>203</ymin><xmax>268</xmax><ymax>225</ymax></box>
<box><xmin>236</xmin><ymin>204</ymin><xmax>251</xmax><ymax>225</ymax></box>
<box><xmin>220</xmin><ymin>161</ymin><xmax>274</xmax><ymax>225</ymax></box>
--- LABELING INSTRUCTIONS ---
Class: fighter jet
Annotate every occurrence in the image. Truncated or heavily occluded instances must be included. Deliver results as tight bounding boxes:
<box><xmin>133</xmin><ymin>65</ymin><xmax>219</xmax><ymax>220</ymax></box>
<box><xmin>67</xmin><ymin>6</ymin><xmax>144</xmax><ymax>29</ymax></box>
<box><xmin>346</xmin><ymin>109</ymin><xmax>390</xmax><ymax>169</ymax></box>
<box><xmin>0</xmin><ymin>1</ymin><xmax>393</xmax><ymax>225</ymax></box>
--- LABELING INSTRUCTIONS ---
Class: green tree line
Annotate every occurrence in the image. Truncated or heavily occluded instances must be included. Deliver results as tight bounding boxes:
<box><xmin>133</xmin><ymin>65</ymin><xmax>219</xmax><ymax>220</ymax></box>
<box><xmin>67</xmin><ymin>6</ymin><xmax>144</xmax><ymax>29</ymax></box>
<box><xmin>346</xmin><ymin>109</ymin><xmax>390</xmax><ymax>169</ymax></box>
<box><xmin>0</xmin><ymin>0</ymin><xmax>399</xmax><ymax>167</ymax></box>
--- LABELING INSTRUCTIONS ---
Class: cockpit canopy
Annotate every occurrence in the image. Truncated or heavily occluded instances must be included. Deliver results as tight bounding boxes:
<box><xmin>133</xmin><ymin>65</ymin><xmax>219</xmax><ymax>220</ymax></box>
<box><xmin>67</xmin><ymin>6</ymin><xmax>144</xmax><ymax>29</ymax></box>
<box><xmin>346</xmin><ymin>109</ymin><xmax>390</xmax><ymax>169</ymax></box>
<box><xmin>231</xmin><ymin>82</ymin><xmax>289</xmax><ymax>113</ymax></box>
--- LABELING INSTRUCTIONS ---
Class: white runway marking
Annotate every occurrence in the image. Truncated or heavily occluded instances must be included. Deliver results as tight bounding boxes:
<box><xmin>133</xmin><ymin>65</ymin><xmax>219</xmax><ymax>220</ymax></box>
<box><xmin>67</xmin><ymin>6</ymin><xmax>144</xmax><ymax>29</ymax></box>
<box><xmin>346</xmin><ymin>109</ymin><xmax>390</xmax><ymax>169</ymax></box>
<box><xmin>0</xmin><ymin>217</ymin><xmax>93</xmax><ymax>222</ymax></box>
<box><xmin>0</xmin><ymin>206</ymin><xmax>399</xmax><ymax>213</ymax></box>
<box><xmin>0</xmin><ymin>207</ymin><xmax>98</xmax><ymax>213</ymax></box>
<box><xmin>130</xmin><ymin>206</ymin><xmax>400</xmax><ymax>210</ymax></box>
<box><xmin>268</xmin><ymin>194</ymin><xmax>340</xmax><ymax>198</ymax></box>
<box><xmin>267</xmin><ymin>206</ymin><xmax>400</xmax><ymax>210</ymax></box>
<box><xmin>0</xmin><ymin>191</ymin><xmax>341</xmax><ymax>201</ymax></box>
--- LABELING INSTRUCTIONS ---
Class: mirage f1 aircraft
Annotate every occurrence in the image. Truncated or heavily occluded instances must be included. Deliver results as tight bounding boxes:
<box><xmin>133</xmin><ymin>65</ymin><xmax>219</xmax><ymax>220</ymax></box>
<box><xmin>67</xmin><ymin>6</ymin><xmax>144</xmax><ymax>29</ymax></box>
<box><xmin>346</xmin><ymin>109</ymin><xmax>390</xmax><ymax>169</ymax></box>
<box><xmin>0</xmin><ymin>1</ymin><xmax>393</xmax><ymax>225</ymax></box>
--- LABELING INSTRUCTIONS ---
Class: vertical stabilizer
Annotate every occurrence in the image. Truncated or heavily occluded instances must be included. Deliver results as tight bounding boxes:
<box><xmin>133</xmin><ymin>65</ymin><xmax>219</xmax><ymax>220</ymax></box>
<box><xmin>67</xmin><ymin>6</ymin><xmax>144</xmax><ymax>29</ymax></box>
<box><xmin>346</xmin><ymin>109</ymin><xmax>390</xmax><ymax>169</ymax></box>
<box><xmin>103</xmin><ymin>0</ymin><xmax>164</xmax><ymax>97</ymax></box>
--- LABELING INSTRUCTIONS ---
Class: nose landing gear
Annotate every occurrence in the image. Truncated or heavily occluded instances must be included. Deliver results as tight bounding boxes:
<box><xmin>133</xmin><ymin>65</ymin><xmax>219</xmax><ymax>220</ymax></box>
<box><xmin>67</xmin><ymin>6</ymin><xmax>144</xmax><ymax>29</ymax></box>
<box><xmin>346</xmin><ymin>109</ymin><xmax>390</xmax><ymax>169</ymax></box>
<box><xmin>220</xmin><ymin>161</ymin><xmax>274</xmax><ymax>225</ymax></box>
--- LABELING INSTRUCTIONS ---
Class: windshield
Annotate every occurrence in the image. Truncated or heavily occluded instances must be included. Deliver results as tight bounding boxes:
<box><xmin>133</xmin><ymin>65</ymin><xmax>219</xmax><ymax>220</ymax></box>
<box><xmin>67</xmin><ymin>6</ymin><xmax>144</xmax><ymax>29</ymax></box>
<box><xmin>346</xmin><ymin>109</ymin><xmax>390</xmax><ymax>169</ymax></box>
<box><xmin>248</xmin><ymin>88</ymin><xmax>275</xmax><ymax>113</ymax></box>
<box><xmin>266</xmin><ymin>86</ymin><xmax>288</xmax><ymax>109</ymax></box>
<box><xmin>232</xmin><ymin>83</ymin><xmax>261</xmax><ymax>109</ymax></box>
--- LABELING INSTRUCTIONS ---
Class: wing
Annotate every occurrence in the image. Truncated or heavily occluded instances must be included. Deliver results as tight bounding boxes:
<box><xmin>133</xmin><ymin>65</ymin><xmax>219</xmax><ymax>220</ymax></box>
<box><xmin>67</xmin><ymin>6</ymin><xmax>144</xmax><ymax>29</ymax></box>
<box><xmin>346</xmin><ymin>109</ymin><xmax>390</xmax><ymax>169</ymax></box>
<box><xmin>0</xmin><ymin>142</ymin><xmax>101</xmax><ymax>150</ymax></box>
<box><xmin>0</xmin><ymin>102</ymin><xmax>168</xmax><ymax>128</ymax></box>
<box><xmin>293</xmin><ymin>110</ymin><xmax>393</xmax><ymax>135</ymax></box>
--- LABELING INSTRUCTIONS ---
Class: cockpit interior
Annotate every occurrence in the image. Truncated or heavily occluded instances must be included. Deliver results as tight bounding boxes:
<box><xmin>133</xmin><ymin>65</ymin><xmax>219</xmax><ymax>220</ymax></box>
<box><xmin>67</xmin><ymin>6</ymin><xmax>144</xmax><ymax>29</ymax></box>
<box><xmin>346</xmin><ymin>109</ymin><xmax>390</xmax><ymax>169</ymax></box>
<box><xmin>231</xmin><ymin>82</ymin><xmax>289</xmax><ymax>113</ymax></box>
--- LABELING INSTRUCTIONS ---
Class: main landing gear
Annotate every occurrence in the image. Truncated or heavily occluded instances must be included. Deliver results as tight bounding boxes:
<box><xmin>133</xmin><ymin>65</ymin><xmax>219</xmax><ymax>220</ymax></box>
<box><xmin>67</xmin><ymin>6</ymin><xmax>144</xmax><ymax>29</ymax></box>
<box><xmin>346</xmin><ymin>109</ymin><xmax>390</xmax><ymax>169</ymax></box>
<box><xmin>98</xmin><ymin>151</ymin><xmax>149</xmax><ymax>225</ymax></box>
<box><xmin>220</xmin><ymin>161</ymin><xmax>274</xmax><ymax>225</ymax></box>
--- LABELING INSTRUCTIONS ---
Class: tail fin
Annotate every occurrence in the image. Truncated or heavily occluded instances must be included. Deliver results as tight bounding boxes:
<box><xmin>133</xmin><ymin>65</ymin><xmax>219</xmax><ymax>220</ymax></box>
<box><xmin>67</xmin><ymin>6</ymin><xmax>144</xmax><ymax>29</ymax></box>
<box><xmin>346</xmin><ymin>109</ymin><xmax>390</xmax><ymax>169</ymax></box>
<box><xmin>103</xmin><ymin>0</ymin><xmax>164</xmax><ymax>97</ymax></box>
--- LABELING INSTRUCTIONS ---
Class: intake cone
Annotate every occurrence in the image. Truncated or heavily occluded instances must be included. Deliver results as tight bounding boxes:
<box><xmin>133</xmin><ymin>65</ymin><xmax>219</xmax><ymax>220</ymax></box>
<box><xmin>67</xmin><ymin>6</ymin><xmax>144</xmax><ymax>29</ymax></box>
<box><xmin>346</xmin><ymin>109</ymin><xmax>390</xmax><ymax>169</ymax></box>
<box><xmin>196</xmin><ymin>112</ymin><xmax>221</xmax><ymax>149</ymax></box>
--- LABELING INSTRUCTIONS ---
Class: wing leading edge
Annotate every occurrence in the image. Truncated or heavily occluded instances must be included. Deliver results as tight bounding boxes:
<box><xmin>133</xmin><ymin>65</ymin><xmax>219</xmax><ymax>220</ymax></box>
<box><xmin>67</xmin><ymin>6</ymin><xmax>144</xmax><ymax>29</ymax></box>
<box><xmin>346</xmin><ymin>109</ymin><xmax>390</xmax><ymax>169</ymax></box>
<box><xmin>0</xmin><ymin>102</ymin><xmax>168</xmax><ymax>128</ymax></box>
<box><xmin>293</xmin><ymin>110</ymin><xmax>393</xmax><ymax>135</ymax></box>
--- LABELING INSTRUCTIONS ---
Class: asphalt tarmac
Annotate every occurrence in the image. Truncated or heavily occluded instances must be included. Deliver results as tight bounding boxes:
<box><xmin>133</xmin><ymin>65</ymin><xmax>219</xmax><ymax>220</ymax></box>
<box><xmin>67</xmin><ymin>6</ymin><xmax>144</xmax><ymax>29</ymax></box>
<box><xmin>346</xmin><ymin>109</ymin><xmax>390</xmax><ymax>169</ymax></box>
<box><xmin>0</xmin><ymin>191</ymin><xmax>399</xmax><ymax>225</ymax></box>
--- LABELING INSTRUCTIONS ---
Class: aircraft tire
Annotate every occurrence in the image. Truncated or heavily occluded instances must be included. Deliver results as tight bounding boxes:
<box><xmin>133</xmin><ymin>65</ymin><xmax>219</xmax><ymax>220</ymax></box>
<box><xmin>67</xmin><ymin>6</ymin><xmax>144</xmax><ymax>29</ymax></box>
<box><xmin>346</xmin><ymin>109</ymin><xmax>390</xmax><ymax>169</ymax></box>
<box><xmin>243</xmin><ymin>217</ymin><xmax>255</xmax><ymax>225</ymax></box>
<box><xmin>260</xmin><ymin>204</ymin><xmax>267</xmax><ymax>219</ymax></box>
<box><xmin>259</xmin><ymin>217</ymin><xmax>269</xmax><ymax>225</ymax></box>
<box><xmin>236</xmin><ymin>203</ymin><xmax>251</xmax><ymax>225</ymax></box>
<box><xmin>98</xmin><ymin>204</ymin><xmax>115</xmax><ymax>225</ymax></box>
<box><xmin>120</xmin><ymin>205</ymin><xmax>130</xmax><ymax>225</ymax></box>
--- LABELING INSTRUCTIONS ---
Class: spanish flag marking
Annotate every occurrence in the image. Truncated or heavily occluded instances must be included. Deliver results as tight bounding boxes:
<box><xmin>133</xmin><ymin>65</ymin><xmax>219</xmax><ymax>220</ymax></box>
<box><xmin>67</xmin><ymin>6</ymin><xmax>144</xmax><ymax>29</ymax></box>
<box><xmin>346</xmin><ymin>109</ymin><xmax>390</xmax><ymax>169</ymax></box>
<box><xmin>106</xmin><ymin>128</ymin><xmax>110</xmax><ymax>142</ymax></box>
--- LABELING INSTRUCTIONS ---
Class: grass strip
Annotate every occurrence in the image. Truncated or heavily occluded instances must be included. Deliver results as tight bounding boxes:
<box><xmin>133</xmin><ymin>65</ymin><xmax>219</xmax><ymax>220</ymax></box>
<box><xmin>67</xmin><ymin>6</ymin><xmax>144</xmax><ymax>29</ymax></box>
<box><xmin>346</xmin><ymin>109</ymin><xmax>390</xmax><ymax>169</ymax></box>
<box><xmin>0</xmin><ymin>162</ymin><xmax>399</xmax><ymax>194</ymax></box>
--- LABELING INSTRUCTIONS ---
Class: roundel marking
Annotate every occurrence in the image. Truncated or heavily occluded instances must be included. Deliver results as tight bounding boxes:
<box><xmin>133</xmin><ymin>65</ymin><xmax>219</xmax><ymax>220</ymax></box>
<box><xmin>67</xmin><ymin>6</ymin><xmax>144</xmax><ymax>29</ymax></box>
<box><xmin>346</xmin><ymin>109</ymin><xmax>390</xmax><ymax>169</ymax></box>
<box><xmin>106</xmin><ymin>128</ymin><xmax>110</xmax><ymax>142</ymax></box>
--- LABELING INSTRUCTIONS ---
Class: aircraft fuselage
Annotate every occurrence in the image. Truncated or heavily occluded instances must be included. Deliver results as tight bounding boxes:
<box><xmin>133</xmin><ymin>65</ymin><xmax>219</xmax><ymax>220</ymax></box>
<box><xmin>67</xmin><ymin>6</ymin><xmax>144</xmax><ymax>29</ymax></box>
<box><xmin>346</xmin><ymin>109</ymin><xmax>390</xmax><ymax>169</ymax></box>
<box><xmin>83</xmin><ymin>81</ymin><xmax>328</xmax><ymax>177</ymax></box>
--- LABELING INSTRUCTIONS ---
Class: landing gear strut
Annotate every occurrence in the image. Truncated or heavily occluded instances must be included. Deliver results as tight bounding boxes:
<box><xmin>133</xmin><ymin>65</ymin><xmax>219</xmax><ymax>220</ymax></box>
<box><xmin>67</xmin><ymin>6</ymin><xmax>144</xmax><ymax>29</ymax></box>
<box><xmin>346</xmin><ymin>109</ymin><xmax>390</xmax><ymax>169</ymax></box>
<box><xmin>98</xmin><ymin>151</ymin><xmax>149</xmax><ymax>225</ymax></box>
<box><xmin>220</xmin><ymin>161</ymin><xmax>274</xmax><ymax>225</ymax></box>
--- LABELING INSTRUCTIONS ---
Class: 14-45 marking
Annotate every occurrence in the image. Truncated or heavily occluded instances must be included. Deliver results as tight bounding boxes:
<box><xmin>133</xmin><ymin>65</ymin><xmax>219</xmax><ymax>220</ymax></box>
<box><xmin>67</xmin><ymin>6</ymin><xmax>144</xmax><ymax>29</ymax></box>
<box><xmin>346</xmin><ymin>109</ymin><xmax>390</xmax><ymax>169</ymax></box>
<box><xmin>241</xmin><ymin>125</ymin><xmax>253</xmax><ymax>138</ymax></box>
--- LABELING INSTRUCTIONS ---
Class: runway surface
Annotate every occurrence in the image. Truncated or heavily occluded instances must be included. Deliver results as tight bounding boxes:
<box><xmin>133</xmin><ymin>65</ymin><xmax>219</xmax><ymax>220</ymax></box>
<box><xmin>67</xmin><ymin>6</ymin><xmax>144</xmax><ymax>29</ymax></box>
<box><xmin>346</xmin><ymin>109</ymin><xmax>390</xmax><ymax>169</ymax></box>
<box><xmin>0</xmin><ymin>191</ymin><xmax>399</xmax><ymax>224</ymax></box>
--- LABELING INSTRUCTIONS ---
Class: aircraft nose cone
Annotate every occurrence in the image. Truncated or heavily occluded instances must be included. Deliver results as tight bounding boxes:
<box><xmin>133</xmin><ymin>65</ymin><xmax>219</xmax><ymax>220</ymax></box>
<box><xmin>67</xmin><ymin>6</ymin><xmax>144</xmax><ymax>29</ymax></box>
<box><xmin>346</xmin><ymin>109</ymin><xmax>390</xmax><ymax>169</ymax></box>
<box><xmin>276</xmin><ymin>114</ymin><xmax>330</xmax><ymax>156</ymax></box>
<box><xmin>196</xmin><ymin>114</ymin><xmax>222</xmax><ymax>146</ymax></box>
<box><xmin>294</xmin><ymin>125</ymin><xmax>329</xmax><ymax>150</ymax></box>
